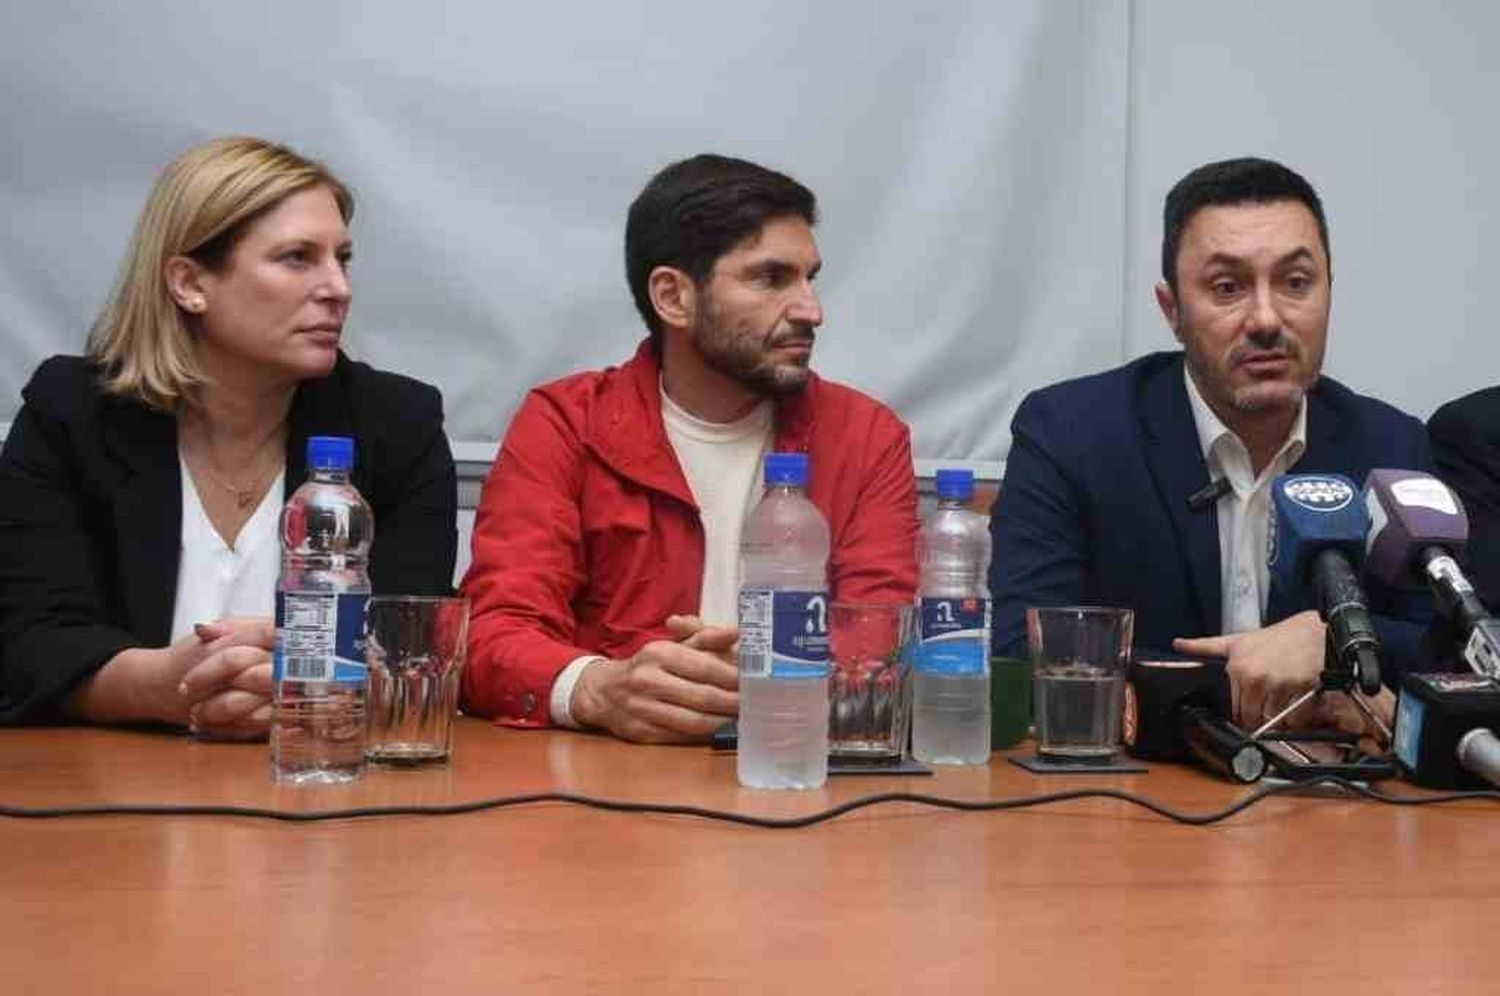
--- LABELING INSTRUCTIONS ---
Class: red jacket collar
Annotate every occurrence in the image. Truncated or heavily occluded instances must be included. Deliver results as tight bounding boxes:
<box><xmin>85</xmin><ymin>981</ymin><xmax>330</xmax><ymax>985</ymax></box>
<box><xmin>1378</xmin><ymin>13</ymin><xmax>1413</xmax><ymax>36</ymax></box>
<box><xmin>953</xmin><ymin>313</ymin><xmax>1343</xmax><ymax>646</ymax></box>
<box><xmin>585</xmin><ymin>339</ymin><xmax>819</xmax><ymax>507</ymax></box>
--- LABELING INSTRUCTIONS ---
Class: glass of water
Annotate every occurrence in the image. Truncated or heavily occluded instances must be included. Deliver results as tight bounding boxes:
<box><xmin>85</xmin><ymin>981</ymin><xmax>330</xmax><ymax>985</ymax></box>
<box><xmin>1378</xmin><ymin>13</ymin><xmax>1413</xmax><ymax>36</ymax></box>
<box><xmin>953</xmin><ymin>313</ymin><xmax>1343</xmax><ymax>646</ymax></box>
<box><xmin>365</xmin><ymin>596</ymin><xmax>470</xmax><ymax>765</ymax></box>
<box><xmin>828</xmin><ymin>601</ymin><xmax>916</xmax><ymax>759</ymax></box>
<box><xmin>1026</xmin><ymin>606</ymin><xmax>1134</xmax><ymax>759</ymax></box>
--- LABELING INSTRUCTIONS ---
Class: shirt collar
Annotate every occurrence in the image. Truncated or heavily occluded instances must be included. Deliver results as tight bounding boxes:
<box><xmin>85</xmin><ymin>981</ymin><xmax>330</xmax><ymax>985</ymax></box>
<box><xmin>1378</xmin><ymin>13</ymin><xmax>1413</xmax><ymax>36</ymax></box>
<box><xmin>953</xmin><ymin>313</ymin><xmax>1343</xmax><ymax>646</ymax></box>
<box><xmin>1183</xmin><ymin>364</ymin><xmax>1307</xmax><ymax>474</ymax></box>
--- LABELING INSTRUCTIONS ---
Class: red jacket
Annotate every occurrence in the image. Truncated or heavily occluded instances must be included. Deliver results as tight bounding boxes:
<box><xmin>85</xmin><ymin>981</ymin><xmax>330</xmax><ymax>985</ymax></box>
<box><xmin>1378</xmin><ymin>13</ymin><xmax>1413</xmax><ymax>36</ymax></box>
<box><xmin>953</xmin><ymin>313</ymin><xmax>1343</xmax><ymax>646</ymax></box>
<box><xmin>460</xmin><ymin>341</ymin><xmax>919</xmax><ymax>726</ymax></box>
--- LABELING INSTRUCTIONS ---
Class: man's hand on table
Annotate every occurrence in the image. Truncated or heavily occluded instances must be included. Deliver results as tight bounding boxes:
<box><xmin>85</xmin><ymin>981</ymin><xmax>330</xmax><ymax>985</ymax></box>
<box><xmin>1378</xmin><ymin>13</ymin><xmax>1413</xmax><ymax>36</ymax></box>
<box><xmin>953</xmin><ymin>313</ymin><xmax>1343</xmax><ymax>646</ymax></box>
<box><xmin>570</xmin><ymin>614</ymin><xmax>740</xmax><ymax>743</ymax></box>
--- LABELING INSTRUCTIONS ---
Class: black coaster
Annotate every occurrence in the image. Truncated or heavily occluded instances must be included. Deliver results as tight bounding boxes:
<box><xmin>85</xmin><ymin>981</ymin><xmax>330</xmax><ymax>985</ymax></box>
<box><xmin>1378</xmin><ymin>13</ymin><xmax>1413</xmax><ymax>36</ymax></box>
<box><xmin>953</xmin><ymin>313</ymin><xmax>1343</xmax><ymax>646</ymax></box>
<box><xmin>829</xmin><ymin>755</ymin><xmax>932</xmax><ymax>777</ymax></box>
<box><xmin>711</xmin><ymin>725</ymin><xmax>932</xmax><ymax>776</ymax></box>
<box><xmin>1008</xmin><ymin>754</ymin><xmax>1148</xmax><ymax>775</ymax></box>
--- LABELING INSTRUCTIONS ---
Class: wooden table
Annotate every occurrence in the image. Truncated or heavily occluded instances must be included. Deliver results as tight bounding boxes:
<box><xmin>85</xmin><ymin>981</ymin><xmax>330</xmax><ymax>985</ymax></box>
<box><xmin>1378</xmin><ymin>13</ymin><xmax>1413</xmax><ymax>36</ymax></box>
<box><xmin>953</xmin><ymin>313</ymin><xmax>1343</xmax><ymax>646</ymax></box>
<box><xmin>1</xmin><ymin>717</ymin><xmax>1496</xmax><ymax>994</ymax></box>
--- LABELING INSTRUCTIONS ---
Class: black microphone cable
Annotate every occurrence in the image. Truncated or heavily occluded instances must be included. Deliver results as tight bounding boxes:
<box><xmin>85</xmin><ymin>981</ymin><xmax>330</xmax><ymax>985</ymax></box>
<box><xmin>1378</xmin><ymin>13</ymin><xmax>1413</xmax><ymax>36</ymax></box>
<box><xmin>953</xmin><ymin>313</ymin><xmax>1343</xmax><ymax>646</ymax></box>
<box><xmin>2</xmin><ymin>777</ymin><xmax>1496</xmax><ymax>829</ymax></box>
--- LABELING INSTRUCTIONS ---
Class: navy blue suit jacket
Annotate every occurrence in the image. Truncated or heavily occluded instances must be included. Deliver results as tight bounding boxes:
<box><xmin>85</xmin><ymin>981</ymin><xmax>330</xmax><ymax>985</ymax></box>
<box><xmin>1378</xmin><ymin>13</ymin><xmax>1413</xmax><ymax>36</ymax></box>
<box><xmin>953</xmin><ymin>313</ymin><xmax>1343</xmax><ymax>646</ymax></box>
<box><xmin>989</xmin><ymin>352</ymin><xmax>1433</xmax><ymax>680</ymax></box>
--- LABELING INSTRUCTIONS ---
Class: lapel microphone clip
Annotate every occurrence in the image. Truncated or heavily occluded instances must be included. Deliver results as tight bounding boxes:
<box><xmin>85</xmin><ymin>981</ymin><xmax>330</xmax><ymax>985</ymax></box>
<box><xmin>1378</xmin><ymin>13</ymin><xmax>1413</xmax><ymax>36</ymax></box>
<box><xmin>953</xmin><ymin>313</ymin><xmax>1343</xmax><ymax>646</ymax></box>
<box><xmin>1186</xmin><ymin>477</ymin><xmax>1232</xmax><ymax>514</ymax></box>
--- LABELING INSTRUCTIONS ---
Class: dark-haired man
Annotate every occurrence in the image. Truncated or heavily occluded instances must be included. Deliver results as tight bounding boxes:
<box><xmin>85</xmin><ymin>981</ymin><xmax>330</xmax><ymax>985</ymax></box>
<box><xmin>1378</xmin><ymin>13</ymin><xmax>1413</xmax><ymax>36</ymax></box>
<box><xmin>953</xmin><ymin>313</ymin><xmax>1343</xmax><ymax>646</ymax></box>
<box><xmin>461</xmin><ymin>155</ymin><xmax>918</xmax><ymax>742</ymax></box>
<box><xmin>990</xmin><ymin>157</ymin><xmax>1431</xmax><ymax>729</ymax></box>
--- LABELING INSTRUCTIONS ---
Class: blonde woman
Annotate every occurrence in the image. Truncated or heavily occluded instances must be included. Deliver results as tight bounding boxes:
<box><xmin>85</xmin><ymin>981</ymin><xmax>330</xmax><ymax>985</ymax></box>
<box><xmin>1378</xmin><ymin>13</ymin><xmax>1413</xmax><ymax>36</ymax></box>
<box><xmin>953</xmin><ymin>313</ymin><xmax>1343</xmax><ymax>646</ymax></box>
<box><xmin>0</xmin><ymin>137</ymin><xmax>456</xmax><ymax>735</ymax></box>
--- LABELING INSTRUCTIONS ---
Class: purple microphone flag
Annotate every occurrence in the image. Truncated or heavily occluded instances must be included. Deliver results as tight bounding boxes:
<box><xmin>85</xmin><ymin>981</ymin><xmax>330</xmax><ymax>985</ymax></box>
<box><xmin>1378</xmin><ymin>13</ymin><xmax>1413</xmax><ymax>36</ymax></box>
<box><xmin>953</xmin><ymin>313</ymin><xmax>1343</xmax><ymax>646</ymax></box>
<box><xmin>1363</xmin><ymin>469</ymin><xmax>1469</xmax><ymax>590</ymax></box>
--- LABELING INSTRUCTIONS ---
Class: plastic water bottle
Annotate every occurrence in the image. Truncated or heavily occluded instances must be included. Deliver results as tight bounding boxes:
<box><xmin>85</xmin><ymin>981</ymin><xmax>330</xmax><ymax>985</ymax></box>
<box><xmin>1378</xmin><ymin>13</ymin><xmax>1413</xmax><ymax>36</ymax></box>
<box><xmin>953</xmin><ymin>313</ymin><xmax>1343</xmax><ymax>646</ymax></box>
<box><xmin>270</xmin><ymin>436</ymin><xmax>373</xmax><ymax>784</ymax></box>
<box><xmin>737</xmin><ymin>452</ymin><xmax>831</xmax><ymax>789</ymax></box>
<box><xmin>912</xmin><ymin>468</ymin><xmax>992</xmax><ymax>764</ymax></box>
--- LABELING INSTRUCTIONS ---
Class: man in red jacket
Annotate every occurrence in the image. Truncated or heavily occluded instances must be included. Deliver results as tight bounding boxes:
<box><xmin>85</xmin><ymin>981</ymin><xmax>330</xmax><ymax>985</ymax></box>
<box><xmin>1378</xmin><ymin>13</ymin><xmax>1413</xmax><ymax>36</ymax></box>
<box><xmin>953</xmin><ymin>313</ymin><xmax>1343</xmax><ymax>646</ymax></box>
<box><xmin>461</xmin><ymin>154</ymin><xmax>919</xmax><ymax>743</ymax></box>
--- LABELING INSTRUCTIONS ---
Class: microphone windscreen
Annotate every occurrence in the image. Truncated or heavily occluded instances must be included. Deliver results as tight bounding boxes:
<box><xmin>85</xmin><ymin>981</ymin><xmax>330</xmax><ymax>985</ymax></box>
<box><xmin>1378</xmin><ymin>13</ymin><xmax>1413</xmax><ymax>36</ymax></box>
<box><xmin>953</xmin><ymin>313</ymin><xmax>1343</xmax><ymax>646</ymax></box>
<box><xmin>1363</xmin><ymin>469</ymin><xmax>1469</xmax><ymax>590</ymax></box>
<box><xmin>1267</xmin><ymin>474</ymin><xmax>1367</xmax><ymax>615</ymax></box>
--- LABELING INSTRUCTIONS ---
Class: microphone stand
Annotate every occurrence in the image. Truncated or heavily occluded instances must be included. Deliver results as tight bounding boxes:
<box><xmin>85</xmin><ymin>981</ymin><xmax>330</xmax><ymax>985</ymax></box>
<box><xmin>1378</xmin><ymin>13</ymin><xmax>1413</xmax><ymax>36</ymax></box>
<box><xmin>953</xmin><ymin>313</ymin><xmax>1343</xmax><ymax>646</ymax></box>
<box><xmin>1248</xmin><ymin>631</ymin><xmax>1396</xmax><ymax>779</ymax></box>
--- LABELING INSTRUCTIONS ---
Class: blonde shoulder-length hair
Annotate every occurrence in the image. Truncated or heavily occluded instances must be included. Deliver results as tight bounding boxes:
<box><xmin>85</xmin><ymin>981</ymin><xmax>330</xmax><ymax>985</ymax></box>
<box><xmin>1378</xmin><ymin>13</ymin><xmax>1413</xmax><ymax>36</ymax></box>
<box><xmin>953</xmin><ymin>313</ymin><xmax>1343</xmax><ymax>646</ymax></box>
<box><xmin>88</xmin><ymin>136</ymin><xmax>354</xmax><ymax>411</ymax></box>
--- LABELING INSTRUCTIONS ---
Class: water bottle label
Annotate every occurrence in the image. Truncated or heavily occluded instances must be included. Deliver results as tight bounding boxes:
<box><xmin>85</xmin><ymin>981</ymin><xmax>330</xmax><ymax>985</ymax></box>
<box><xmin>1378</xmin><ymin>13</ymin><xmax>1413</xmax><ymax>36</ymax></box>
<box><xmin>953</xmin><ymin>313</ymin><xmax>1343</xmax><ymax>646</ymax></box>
<box><xmin>916</xmin><ymin>596</ymin><xmax>990</xmax><ymax>675</ymax></box>
<box><xmin>273</xmin><ymin>591</ymin><xmax>369</xmax><ymax>683</ymax></box>
<box><xmin>737</xmin><ymin>587</ymin><xmax>831</xmax><ymax>679</ymax></box>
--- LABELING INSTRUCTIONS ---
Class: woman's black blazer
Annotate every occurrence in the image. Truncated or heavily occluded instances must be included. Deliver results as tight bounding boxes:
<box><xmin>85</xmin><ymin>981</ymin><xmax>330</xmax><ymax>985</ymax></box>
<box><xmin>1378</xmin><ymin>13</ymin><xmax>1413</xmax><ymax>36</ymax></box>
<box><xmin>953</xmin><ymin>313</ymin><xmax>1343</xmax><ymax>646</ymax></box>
<box><xmin>0</xmin><ymin>352</ymin><xmax>458</xmax><ymax>723</ymax></box>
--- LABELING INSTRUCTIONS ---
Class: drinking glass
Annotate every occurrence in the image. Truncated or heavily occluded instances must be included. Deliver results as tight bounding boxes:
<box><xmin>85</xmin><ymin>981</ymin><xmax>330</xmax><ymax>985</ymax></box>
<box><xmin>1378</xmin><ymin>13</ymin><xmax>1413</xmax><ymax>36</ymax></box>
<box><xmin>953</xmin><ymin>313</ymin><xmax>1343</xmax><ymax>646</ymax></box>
<box><xmin>828</xmin><ymin>601</ymin><xmax>916</xmax><ymax>759</ymax></box>
<box><xmin>365</xmin><ymin>596</ymin><xmax>470</xmax><ymax>765</ymax></box>
<box><xmin>1026</xmin><ymin>606</ymin><xmax>1134</xmax><ymax>759</ymax></box>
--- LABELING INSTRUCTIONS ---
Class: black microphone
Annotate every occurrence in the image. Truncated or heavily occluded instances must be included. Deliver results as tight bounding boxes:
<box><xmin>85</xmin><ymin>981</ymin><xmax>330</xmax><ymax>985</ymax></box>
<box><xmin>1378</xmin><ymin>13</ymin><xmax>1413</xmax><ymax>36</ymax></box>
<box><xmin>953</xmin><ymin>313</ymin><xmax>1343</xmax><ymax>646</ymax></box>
<box><xmin>1267</xmin><ymin>474</ymin><xmax>1383</xmax><ymax>695</ymax></box>
<box><xmin>1362</xmin><ymin>469</ymin><xmax>1500</xmax><ymax>678</ymax></box>
<box><xmin>1123</xmin><ymin>654</ymin><xmax>1267</xmax><ymax>783</ymax></box>
<box><xmin>1394</xmin><ymin>671</ymin><xmax>1500</xmax><ymax>789</ymax></box>
<box><xmin>1186</xmin><ymin>477</ymin><xmax>1232</xmax><ymax>514</ymax></box>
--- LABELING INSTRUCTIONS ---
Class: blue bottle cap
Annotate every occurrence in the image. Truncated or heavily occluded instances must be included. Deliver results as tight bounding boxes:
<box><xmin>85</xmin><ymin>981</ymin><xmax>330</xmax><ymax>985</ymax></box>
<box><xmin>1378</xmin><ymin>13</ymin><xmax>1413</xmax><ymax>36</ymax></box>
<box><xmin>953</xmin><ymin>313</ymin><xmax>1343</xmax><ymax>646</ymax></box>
<box><xmin>306</xmin><ymin>435</ymin><xmax>355</xmax><ymax>471</ymax></box>
<box><xmin>764</xmin><ymin>452</ymin><xmax>809</xmax><ymax>486</ymax></box>
<box><xmin>934</xmin><ymin>468</ymin><xmax>975</xmax><ymax>501</ymax></box>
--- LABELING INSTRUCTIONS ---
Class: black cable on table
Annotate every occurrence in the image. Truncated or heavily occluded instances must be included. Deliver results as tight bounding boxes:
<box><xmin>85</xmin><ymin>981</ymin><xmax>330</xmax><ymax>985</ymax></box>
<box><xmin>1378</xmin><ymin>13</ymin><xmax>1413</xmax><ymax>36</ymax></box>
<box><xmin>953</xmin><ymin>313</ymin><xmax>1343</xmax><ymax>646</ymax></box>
<box><xmin>3</xmin><ymin>777</ymin><xmax>1497</xmax><ymax>827</ymax></box>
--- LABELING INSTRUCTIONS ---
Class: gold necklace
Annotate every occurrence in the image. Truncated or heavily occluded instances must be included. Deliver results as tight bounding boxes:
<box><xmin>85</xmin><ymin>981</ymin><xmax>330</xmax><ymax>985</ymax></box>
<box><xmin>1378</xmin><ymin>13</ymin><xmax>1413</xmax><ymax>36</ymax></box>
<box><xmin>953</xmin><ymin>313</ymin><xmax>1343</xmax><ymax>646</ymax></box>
<box><xmin>197</xmin><ymin>460</ymin><xmax>279</xmax><ymax>510</ymax></box>
<box><xmin>183</xmin><ymin>424</ymin><xmax>285</xmax><ymax>511</ymax></box>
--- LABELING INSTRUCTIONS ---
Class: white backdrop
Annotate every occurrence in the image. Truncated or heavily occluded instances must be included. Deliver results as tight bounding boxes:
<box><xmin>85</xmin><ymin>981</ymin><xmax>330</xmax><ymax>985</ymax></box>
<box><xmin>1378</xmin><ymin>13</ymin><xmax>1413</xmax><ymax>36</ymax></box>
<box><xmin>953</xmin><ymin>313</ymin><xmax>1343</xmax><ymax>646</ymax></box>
<box><xmin>2</xmin><ymin>1</ymin><xmax>1495</xmax><ymax>470</ymax></box>
<box><xmin>1124</xmin><ymin>1</ymin><xmax>1500</xmax><ymax>419</ymax></box>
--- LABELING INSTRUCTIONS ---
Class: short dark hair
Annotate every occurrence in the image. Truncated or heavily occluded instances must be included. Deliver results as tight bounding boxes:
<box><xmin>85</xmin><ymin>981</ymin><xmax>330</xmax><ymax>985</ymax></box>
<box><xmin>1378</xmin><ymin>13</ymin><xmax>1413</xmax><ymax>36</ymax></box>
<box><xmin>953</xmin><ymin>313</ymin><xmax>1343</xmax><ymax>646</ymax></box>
<box><xmin>625</xmin><ymin>154</ymin><xmax>817</xmax><ymax>348</ymax></box>
<box><xmin>1161</xmin><ymin>157</ymin><xmax>1330</xmax><ymax>291</ymax></box>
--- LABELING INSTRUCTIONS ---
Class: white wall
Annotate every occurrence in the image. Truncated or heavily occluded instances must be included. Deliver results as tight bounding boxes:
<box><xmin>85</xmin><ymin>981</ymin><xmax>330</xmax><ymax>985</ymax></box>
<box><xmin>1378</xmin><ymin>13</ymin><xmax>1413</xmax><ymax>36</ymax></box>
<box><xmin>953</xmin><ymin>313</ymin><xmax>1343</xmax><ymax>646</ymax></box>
<box><xmin>0</xmin><ymin>1</ymin><xmax>1127</xmax><ymax>474</ymax></box>
<box><xmin>3</xmin><ymin>0</ymin><xmax>1496</xmax><ymax>468</ymax></box>
<box><xmin>1124</xmin><ymin>1</ymin><xmax>1500</xmax><ymax>418</ymax></box>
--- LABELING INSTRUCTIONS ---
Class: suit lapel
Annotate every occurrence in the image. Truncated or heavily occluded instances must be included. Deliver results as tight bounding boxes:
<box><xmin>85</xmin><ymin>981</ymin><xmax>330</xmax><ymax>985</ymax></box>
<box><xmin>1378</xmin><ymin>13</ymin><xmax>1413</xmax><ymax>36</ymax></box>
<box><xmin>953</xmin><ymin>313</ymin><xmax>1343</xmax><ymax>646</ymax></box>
<box><xmin>285</xmin><ymin>357</ymin><xmax>357</xmax><ymax>500</ymax></box>
<box><xmin>1298</xmin><ymin>385</ymin><xmax>1344</xmax><ymax>473</ymax></box>
<box><xmin>102</xmin><ymin>400</ymin><xmax>181</xmax><ymax>647</ymax></box>
<box><xmin>1137</xmin><ymin>357</ymin><xmax>1221</xmax><ymax>635</ymax></box>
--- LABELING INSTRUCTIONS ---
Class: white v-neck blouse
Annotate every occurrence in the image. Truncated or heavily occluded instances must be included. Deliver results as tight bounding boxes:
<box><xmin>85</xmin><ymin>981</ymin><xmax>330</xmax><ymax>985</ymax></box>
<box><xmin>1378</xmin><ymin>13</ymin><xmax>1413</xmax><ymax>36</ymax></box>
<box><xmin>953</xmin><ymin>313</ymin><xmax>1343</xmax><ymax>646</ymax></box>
<box><xmin>167</xmin><ymin>453</ymin><xmax>284</xmax><ymax>643</ymax></box>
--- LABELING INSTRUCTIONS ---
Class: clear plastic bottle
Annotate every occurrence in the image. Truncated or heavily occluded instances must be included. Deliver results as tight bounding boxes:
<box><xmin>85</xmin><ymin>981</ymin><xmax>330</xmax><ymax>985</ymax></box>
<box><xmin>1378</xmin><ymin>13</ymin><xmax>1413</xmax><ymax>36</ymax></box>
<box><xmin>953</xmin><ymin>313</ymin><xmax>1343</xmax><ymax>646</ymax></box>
<box><xmin>270</xmin><ymin>436</ymin><xmax>373</xmax><ymax>785</ymax></box>
<box><xmin>737</xmin><ymin>452</ymin><xmax>831</xmax><ymax>789</ymax></box>
<box><xmin>912</xmin><ymin>468</ymin><xmax>992</xmax><ymax>764</ymax></box>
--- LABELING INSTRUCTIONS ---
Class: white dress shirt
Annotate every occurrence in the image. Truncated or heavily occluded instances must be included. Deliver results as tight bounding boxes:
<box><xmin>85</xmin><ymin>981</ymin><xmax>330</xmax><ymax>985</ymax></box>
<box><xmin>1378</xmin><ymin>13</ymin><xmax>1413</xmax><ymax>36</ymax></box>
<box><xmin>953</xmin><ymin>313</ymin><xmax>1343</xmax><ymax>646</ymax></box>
<box><xmin>167</xmin><ymin>454</ymin><xmax>282</xmax><ymax>643</ymax></box>
<box><xmin>547</xmin><ymin>384</ymin><xmax>773</xmax><ymax>727</ymax></box>
<box><xmin>1183</xmin><ymin>368</ymin><xmax>1307</xmax><ymax>635</ymax></box>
